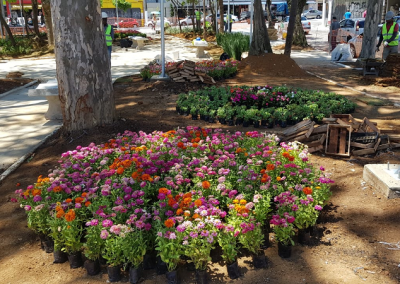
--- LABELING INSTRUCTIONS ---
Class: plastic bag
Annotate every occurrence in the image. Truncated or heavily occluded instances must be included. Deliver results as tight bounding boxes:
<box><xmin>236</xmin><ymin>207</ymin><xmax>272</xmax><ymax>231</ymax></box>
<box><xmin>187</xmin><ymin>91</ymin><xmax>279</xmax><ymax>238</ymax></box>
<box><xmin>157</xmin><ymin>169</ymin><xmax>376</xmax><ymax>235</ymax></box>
<box><xmin>331</xmin><ymin>43</ymin><xmax>353</xmax><ymax>61</ymax></box>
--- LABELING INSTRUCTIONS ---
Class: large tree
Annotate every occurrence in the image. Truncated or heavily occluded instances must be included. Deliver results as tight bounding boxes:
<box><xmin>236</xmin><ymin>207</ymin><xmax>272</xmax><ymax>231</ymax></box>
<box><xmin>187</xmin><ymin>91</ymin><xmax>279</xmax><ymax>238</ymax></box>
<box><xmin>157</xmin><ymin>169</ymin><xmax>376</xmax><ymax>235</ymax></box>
<box><xmin>249</xmin><ymin>0</ymin><xmax>272</xmax><ymax>55</ymax></box>
<box><xmin>292</xmin><ymin>0</ymin><xmax>308</xmax><ymax>47</ymax></box>
<box><xmin>51</xmin><ymin>0</ymin><xmax>115</xmax><ymax>131</ymax></box>
<box><xmin>41</xmin><ymin>0</ymin><xmax>54</xmax><ymax>46</ymax></box>
<box><xmin>284</xmin><ymin>0</ymin><xmax>298</xmax><ymax>56</ymax></box>
<box><xmin>218</xmin><ymin>0</ymin><xmax>224</xmax><ymax>33</ymax></box>
<box><xmin>359</xmin><ymin>0</ymin><xmax>382</xmax><ymax>59</ymax></box>
<box><xmin>32</xmin><ymin>0</ymin><xmax>41</xmax><ymax>36</ymax></box>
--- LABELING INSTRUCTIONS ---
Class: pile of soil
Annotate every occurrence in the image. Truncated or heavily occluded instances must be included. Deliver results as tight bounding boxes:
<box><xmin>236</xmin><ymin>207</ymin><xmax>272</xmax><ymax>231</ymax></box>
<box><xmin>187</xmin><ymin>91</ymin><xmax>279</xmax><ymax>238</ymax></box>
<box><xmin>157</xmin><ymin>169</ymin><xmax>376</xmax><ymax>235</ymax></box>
<box><xmin>0</xmin><ymin>78</ymin><xmax>34</xmax><ymax>94</ymax></box>
<box><xmin>239</xmin><ymin>54</ymin><xmax>309</xmax><ymax>78</ymax></box>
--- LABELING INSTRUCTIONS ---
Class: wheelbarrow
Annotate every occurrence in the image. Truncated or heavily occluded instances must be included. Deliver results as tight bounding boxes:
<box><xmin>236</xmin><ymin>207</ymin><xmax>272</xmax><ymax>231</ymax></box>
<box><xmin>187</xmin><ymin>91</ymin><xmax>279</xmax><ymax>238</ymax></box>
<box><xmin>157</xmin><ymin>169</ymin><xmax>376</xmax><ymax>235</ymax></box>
<box><xmin>360</xmin><ymin>58</ymin><xmax>386</xmax><ymax>76</ymax></box>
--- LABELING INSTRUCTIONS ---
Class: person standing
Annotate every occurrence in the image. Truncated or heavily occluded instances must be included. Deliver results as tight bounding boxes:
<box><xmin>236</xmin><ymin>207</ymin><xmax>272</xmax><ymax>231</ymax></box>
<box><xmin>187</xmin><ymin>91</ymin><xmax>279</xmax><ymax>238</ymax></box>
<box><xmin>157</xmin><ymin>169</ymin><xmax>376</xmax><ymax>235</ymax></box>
<box><xmin>152</xmin><ymin>14</ymin><xmax>157</xmax><ymax>30</ymax></box>
<box><xmin>329</xmin><ymin>16</ymin><xmax>340</xmax><ymax>51</ymax></box>
<box><xmin>344</xmin><ymin>9</ymin><xmax>351</xmax><ymax>19</ymax></box>
<box><xmin>102</xmin><ymin>12</ymin><xmax>114</xmax><ymax>60</ymax></box>
<box><xmin>376</xmin><ymin>11</ymin><xmax>399</xmax><ymax>60</ymax></box>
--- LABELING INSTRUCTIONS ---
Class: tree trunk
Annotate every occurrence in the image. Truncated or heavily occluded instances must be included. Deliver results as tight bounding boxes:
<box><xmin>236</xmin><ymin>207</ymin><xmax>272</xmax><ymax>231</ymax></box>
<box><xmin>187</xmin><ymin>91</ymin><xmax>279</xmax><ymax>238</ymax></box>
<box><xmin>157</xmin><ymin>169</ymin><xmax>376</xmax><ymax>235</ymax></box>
<box><xmin>192</xmin><ymin>3</ymin><xmax>196</xmax><ymax>31</ymax></box>
<box><xmin>284</xmin><ymin>0</ymin><xmax>298</xmax><ymax>56</ymax></box>
<box><xmin>292</xmin><ymin>0</ymin><xmax>308</xmax><ymax>47</ymax></box>
<box><xmin>249</xmin><ymin>0</ymin><xmax>272</xmax><ymax>55</ymax></box>
<box><xmin>0</xmin><ymin>12</ymin><xmax>16</xmax><ymax>45</ymax></box>
<box><xmin>22</xmin><ymin>1</ymin><xmax>31</xmax><ymax>36</ymax></box>
<box><xmin>51</xmin><ymin>0</ymin><xmax>115</xmax><ymax>131</ymax></box>
<box><xmin>203</xmin><ymin>0</ymin><xmax>206</xmax><ymax>38</ymax></box>
<box><xmin>218</xmin><ymin>0</ymin><xmax>224</xmax><ymax>33</ymax></box>
<box><xmin>42</xmin><ymin>0</ymin><xmax>54</xmax><ymax>46</ymax></box>
<box><xmin>32</xmin><ymin>0</ymin><xmax>41</xmax><ymax>36</ymax></box>
<box><xmin>359</xmin><ymin>0</ymin><xmax>382</xmax><ymax>59</ymax></box>
<box><xmin>266</xmin><ymin>0</ymin><xmax>274</xmax><ymax>27</ymax></box>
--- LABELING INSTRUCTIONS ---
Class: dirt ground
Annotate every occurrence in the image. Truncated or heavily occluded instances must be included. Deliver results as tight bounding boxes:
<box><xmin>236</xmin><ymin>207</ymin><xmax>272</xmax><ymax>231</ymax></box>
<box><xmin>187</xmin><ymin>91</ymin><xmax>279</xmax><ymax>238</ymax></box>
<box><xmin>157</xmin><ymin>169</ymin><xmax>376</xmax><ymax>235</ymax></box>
<box><xmin>0</xmin><ymin>78</ymin><xmax>34</xmax><ymax>93</ymax></box>
<box><xmin>1</xmin><ymin>54</ymin><xmax>400</xmax><ymax>284</ymax></box>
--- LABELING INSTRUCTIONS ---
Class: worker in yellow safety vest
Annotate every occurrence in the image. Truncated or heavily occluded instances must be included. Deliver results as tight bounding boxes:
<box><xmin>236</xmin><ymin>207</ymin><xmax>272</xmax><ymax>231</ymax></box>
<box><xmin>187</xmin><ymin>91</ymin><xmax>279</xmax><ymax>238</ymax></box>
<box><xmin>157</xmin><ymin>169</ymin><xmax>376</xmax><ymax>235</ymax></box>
<box><xmin>102</xmin><ymin>12</ymin><xmax>114</xmax><ymax>59</ymax></box>
<box><xmin>376</xmin><ymin>11</ymin><xmax>399</xmax><ymax>60</ymax></box>
<box><xmin>224</xmin><ymin>13</ymin><xmax>233</xmax><ymax>32</ymax></box>
<box><xmin>195</xmin><ymin>9</ymin><xmax>201</xmax><ymax>30</ymax></box>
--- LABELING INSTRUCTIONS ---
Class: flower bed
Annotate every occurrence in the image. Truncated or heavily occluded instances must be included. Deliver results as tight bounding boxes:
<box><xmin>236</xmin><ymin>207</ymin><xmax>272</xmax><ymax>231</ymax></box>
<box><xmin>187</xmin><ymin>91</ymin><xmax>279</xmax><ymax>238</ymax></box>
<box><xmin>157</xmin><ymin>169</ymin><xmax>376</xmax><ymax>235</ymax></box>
<box><xmin>15</xmin><ymin>127</ymin><xmax>333</xmax><ymax>281</ymax></box>
<box><xmin>176</xmin><ymin>85</ymin><xmax>357</xmax><ymax>127</ymax></box>
<box><xmin>139</xmin><ymin>59</ymin><xmax>239</xmax><ymax>81</ymax></box>
<box><xmin>114</xmin><ymin>30</ymin><xmax>147</xmax><ymax>40</ymax></box>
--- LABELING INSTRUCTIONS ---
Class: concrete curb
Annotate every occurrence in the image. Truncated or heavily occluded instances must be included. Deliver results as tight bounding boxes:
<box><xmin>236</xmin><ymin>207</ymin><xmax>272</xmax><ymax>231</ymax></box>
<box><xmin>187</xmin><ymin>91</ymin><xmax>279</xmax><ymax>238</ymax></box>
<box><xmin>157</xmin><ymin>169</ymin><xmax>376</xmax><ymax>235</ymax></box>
<box><xmin>305</xmin><ymin>70</ymin><xmax>400</xmax><ymax>107</ymax></box>
<box><xmin>0</xmin><ymin>80</ymin><xmax>39</xmax><ymax>99</ymax></box>
<box><xmin>0</xmin><ymin>126</ymin><xmax>62</xmax><ymax>184</ymax></box>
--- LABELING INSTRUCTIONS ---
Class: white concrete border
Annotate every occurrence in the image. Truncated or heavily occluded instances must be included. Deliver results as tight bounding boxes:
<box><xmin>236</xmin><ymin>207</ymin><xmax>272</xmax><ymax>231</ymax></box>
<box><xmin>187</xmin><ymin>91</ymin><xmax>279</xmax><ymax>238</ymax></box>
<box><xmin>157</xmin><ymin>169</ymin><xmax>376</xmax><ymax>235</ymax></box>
<box><xmin>0</xmin><ymin>126</ymin><xmax>62</xmax><ymax>184</ymax></box>
<box><xmin>0</xmin><ymin>80</ymin><xmax>38</xmax><ymax>99</ymax></box>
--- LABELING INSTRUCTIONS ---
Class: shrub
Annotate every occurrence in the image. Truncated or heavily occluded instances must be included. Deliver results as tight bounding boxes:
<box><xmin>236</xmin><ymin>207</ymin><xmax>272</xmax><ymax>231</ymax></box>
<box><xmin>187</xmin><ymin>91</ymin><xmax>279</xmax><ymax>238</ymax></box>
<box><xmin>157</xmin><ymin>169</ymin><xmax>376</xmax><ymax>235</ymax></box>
<box><xmin>0</xmin><ymin>37</ymin><xmax>33</xmax><ymax>56</ymax></box>
<box><xmin>216</xmin><ymin>32</ymin><xmax>249</xmax><ymax>60</ymax></box>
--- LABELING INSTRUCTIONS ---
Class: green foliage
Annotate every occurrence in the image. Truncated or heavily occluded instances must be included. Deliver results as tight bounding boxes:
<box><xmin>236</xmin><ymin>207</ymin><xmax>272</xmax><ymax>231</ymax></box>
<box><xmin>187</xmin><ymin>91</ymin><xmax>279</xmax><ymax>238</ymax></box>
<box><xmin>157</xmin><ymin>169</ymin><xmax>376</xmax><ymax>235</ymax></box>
<box><xmin>216</xmin><ymin>33</ymin><xmax>250</xmax><ymax>60</ymax></box>
<box><xmin>112</xmin><ymin>0</ymin><xmax>131</xmax><ymax>11</ymax></box>
<box><xmin>0</xmin><ymin>37</ymin><xmax>33</xmax><ymax>56</ymax></box>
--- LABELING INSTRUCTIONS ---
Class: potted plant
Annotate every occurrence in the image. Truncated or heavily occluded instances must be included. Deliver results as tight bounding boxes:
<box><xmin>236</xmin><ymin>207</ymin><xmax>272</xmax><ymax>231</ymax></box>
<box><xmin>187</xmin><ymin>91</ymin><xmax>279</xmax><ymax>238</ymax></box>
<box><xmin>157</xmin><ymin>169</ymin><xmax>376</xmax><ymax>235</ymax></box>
<box><xmin>49</xmin><ymin>215</ymin><xmax>68</xmax><ymax>264</ymax></box>
<box><xmin>260</xmin><ymin>109</ymin><xmax>271</xmax><ymax>126</ymax></box>
<box><xmin>190</xmin><ymin>106</ymin><xmax>199</xmax><ymax>120</ymax></box>
<box><xmin>102</xmin><ymin>225</ymin><xmax>127</xmax><ymax>282</ymax></box>
<box><xmin>235</xmin><ymin>106</ymin><xmax>246</xmax><ymax>125</ymax></box>
<box><xmin>217</xmin><ymin>107</ymin><xmax>227</xmax><ymax>124</ymax></box>
<box><xmin>60</xmin><ymin>208</ymin><xmax>84</xmax><ymax>269</ymax></box>
<box><xmin>208</xmin><ymin>109</ymin><xmax>216</xmax><ymax>123</ymax></box>
<box><xmin>225</xmin><ymin>107</ymin><xmax>235</xmax><ymax>126</ymax></box>
<box><xmin>218</xmin><ymin>228</ymin><xmax>241</xmax><ymax>279</ymax></box>
<box><xmin>82</xmin><ymin>219</ymin><xmax>104</xmax><ymax>275</ymax></box>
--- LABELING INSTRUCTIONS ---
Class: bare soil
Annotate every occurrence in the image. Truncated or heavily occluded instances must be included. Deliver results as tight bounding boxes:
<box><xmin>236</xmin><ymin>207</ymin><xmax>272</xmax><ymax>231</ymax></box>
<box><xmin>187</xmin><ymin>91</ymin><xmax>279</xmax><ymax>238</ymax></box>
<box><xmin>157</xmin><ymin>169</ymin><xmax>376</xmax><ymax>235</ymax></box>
<box><xmin>1</xmin><ymin>54</ymin><xmax>400</xmax><ymax>284</ymax></box>
<box><xmin>0</xmin><ymin>78</ymin><xmax>34</xmax><ymax>94</ymax></box>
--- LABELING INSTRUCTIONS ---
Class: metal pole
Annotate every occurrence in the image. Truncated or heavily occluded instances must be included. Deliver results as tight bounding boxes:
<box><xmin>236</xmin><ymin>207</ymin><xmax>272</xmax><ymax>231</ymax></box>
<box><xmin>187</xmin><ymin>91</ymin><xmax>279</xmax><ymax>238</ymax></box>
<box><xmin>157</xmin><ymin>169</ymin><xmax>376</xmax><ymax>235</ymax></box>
<box><xmin>116</xmin><ymin>0</ymin><xmax>119</xmax><ymax>29</ymax></box>
<box><xmin>250</xmin><ymin>0</ymin><xmax>253</xmax><ymax>44</ymax></box>
<box><xmin>322</xmin><ymin>0</ymin><xmax>326</xmax><ymax>26</ymax></box>
<box><xmin>227</xmin><ymin>0</ymin><xmax>230</xmax><ymax>32</ymax></box>
<box><xmin>160</xmin><ymin>1</ymin><xmax>166</xmax><ymax>77</ymax></box>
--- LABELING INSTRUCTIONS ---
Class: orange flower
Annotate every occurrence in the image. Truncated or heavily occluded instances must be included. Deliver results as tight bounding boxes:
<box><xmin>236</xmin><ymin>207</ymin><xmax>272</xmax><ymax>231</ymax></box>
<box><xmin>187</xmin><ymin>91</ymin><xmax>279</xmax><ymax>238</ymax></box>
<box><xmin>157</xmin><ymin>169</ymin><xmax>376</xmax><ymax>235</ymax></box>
<box><xmin>202</xmin><ymin>181</ymin><xmax>211</xmax><ymax>189</ymax></box>
<box><xmin>276</xmin><ymin>177</ymin><xmax>282</xmax><ymax>181</ymax></box>
<box><xmin>23</xmin><ymin>189</ymin><xmax>30</xmax><ymax>196</ymax></box>
<box><xmin>183</xmin><ymin>192</ymin><xmax>192</xmax><ymax>199</ymax></box>
<box><xmin>288</xmin><ymin>155</ymin><xmax>295</xmax><ymax>162</ymax></box>
<box><xmin>282</xmin><ymin>152</ymin><xmax>290</xmax><ymax>158</ymax></box>
<box><xmin>131</xmin><ymin>172</ymin><xmax>139</xmax><ymax>179</ymax></box>
<box><xmin>65</xmin><ymin>198</ymin><xmax>72</xmax><ymax>203</ymax></box>
<box><xmin>16</xmin><ymin>183</ymin><xmax>21</xmax><ymax>186</ymax></box>
<box><xmin>194</xmin><ymin>199</ymin><xmax>202</xmax><ymax>207</ymax></box>
<box><xmin>260</xmin><ymin>169</ymin><xmax>266</xmax><ymax>174</ymax></box>
<box><xmin>164</xmin><ymin>219</ymin><xmax>174</xmax><ymax>228</ymax></box>
<box><xmin>81</xmin><ymin>192</ymin><xmax>88</xmax><ymax>197</ymax></box>
<box><xmin>85</xmin><ymin>201</ymin><xmax>91</xmax><ymax>207</ymax></box>
<box><xmin>177</xmin><ymin>142</ymin><xmax>184</xmax><ymax>148</ymax></box>
<box><xmin>56</xmin><ymin>209</ymin><xmax>65</xmax><ymax>219</ymax></box>
<box><xmin>192</xmin><ymin>213</ymin><xmax>201</xmax><ymax>219</ymax></box>
<box><xmin>65</xmin><ymin>209</ymin><xmax>76</xmax><ymax>222</ymax></box>
<box><xmin>267</xmin><ymin>150</ymin><xmax>273</xmax><ymax>155</ymax></box>
<box><xmin>159</xmin><ymin>188</ymin><xmax>169</xmax><ymax>194</ymax></box>
<box><xmin>192</xmin><ymin>143</ymin><xmax>198</xmax><ymax>148</ymax></box>
<box><xmin>53</xmin><ymin>186</ymin><xmax>62</xmax><ymax>193</ymax></box>
<box><xmin>32</xmin><ymin>189</ymin><xmax>41</xmax><ymax>196</ymax></box>
<box><xmin>141</xmin><ymin>174</ymin><xmax>151</xmax><ymax>181</ymax></box>
<box><xmin>184</xmin><ymin>211</ymin><xmax>191</xmax><ymax>217</ymax></box>
<box><xmin>239</xmin><ymin>199</ymin><xmax>247</xmax><ymax>205</ymax></box>
<box><xmin>194</xmin><ymin>137</ymin><xmax>200</xmax><ymax>142</ymax></box>
<box><xmin>75</xmin><ymin>197</ymin><xmax>84</xmax><ymax>203</ymax></box>
<box><xmin>303</xmin><ymin>187</ymin><xmax>313</xmax><ymax>195</ymax></box>
<box><xmin>267</xmin><ymin>164</ymin><xmax>275</xmax><ymax>171</ymax></box>
<box><xmin>176</xmin><ymin>209</ymin><xmax>183</xmax><ymax>215</ymax></box>
<box><xmin>261</xmin><ymin>174</ymin><xmax>269</xmax><ymax>183</ymax></box>
<box><xmin>117</xmin><ymin>167</ymin><xmax>124</xmax><ymax>175</ymax></box>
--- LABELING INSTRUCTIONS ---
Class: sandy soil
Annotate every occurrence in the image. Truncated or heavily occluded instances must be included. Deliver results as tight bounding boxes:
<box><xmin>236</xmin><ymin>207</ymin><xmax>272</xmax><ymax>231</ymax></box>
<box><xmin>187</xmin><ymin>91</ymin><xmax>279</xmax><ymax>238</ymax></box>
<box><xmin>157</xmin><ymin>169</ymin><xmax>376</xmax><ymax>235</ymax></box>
<box><xmin>0</xmin><ymin>54</ymin><xmax>400</xmax><ymax>284</ymax></box>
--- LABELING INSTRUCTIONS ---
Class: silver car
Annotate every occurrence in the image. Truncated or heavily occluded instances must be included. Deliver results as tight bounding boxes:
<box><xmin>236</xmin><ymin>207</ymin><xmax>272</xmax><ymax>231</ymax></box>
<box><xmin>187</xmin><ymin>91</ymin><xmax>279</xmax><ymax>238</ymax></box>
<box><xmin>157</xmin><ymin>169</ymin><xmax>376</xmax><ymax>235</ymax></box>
<box><xmin>302</xmin><ymin>9</ymin><xmax>322</xmax><ymax>19</ymax></box>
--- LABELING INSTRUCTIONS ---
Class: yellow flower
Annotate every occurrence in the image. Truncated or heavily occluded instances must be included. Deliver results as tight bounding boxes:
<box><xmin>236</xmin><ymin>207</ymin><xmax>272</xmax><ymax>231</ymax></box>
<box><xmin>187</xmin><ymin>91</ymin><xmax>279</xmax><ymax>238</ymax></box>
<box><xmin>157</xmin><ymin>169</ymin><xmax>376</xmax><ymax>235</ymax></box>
<box><xmin>233</xmin><ymin>199</ymin><xmax>239</xmax><ymax>204</ymax></box>
<box><xmin>239</xmin><ymin>199</ymin><xmax>247</xmax><ymax>205</ymax></box>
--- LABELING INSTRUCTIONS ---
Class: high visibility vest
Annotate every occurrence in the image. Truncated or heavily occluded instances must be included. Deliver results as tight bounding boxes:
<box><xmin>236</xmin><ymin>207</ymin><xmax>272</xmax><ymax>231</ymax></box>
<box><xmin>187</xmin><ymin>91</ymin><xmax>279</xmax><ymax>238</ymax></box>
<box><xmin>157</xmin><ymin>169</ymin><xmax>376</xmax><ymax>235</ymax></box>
<box><xmin>105</xmin><ymin>24</ymin><xmax>113</xmax><ymax>47</ymax></box>
<box><xmin>382</xmin><ymin>23</ymin><xmax>399</xmax><ymax>47</ymax></box>
<box><xmin>195</xmin><ymin>11</ymin><xmax>201</xmax><ymax>20</ymax></box>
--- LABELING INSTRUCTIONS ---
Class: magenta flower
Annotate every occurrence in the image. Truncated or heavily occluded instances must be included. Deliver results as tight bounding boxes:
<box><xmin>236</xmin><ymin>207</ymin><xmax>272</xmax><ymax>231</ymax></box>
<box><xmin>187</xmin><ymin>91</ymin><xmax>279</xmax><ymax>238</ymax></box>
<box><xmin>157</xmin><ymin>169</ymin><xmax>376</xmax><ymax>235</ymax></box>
<box><xmin>102</xmin><ymin>219</ymin><xmax>113</xmax><ymax>227</ymax></box>
<box><xmin>100</xmin><ymin>230</ymin><xmax>109</xmax><ymax>239</ymax></box>
<box><xmin>314</xmin><ymin>205</ymin><xmax>323</xmax><ymax>211</ymax></box>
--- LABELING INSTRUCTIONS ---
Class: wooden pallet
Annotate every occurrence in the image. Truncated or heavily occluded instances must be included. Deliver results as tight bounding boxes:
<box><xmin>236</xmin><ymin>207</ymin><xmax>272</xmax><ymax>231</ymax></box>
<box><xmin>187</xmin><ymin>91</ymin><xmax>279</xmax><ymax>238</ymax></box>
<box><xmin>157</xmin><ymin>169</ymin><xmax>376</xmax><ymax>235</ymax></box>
<box><xmin>325</xmin><ymin>124</ymin><xmax>352</xmax><ymax>156</ymax></box>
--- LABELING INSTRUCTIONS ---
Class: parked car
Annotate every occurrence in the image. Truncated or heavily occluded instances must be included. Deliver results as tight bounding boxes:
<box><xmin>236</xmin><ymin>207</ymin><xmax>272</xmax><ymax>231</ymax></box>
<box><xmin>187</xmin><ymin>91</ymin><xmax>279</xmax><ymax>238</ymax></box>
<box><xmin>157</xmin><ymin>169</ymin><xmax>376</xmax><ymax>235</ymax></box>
<box><xmin>348</xmin><ymin>28</ymin><xmax>400</xmax><ymax>58</ymax></box>
<box><xmin>239</xmin><ymin>11</ymin><xmax>276</xmax><ymax>21</ymax></box>
<box><xmin>179</xmin><ymin>16</ymin><xmax>195</xmax><ymax>26</ymax></box>
<box><xmin>336</xmin><ymin>18</ymin><xmax>365</xmax><ymax>43</ymax></box>
<box><xmin>147</xmin><ymin>17</ymin><xmax>171</xmax><ymax>28</ymax></box>
<box><xmin>112</xmin><ymin>19</ymin><xmax>140</xmax><ymax>28</ymax></box>
<box><xmin>284</xmin><ymin>16</ymin><xmax>311</xmax><ymax>34</ymax></box>
<box><xmin>302</xmin><ymin>9</ymin><xmax>322</xmax><ymax>19</ymax></box>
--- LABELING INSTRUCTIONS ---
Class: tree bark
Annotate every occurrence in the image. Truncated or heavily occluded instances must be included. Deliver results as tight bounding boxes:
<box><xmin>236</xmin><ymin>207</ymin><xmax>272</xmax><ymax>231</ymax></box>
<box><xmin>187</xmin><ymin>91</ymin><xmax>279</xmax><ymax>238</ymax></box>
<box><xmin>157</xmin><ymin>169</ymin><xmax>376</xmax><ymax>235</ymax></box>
<box><xmin>292</xmin><ymin>0</ymin><xmax>308</xmax><ymax>47</ymax></box>
<box><xmin>203</xmin><ymin>0</ymin><xmax>206</xmax><ymax>38</ymax></box>
<box><xmin>51</xmin><ymin>0</ymin><xmax>115</xmax><ymax>131</ymax></box>
<box><xmin>218</xmin><ymin>0</ymin><xmax>224</xmax><ymax>33</ymax></box>
<box><xmin>284</xmin><ymin>0</ymin><xmax>298</xmax><ymax>56</ymax></box>
<box><xmin>21</xmin><ymin>1</ymin><xmax>31</xmax><ymax>36</ymax></box>
<box><xmin>359</xmin><ymin>0</ymin><xmax>382</xmax><ymax>59</ymax></box>
<box><xmin>32</xmin><ymin>0</ymin><xmax>41</xmax><ymax>36</ymax></box>
<box><xmin>266</xmin><ymin>0</ymin><xmax>274</xmax><ymax>27</ymax></box>
<box><xmin>42</xmin><ymin>0</ymin><xmax>54</xmax><ymax>46</ymax></box>
<box><xmin>0</xmin><ymin>12</ymin><xmax>16</xmax><ymax>45</ymax></box>
<box><xmin>249</xmin><ymin>0</ymin><xmax>272</xmax><ymax>55</ymax></box>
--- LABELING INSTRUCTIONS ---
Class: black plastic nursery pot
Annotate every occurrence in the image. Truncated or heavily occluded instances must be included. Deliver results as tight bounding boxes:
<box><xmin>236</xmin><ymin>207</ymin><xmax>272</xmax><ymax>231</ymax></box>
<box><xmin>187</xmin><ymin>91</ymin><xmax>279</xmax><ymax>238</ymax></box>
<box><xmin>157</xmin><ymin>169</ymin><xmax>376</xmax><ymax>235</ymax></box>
<box><xmin>261</xmin><ymin>120</ymin><xmax>267</xmax><ymax>126</ymax></box>
<box><xmin>226</xmin><ymin>261</ymin><xmax>241</xmax><ymax>279</ymax></box>
<box><xmin>195</xmin><ymin>269</ymin><xmax>209</xmax><ymax>284</ymax></box>
<box><xmin>156</xmin><ymin>255</ymin><xmax>168</xmax><ymax>275</ymax></box>
<box><xmin>261</xmin><ymin>224</ymin><xmax>271</xmax><ymax>249</ymax></box>
<box><xmin>84</xmin><ymin>259</ymin><xmax>101</xmax><ymax>276</ymax></box>
<box><xmin>186</xmin><ymin>261</ymin><xmax>196</xmax><ymax>271</ymax></box>
<box><xmin>235</xmin><ymin>118</ymin><xmax>243</xmax><ymax>125</ymax></box>
<box><xmin>252</xmin><ymin>251</ymin><xmax>268</xmax><ymax>269</ymax></box>
<box><xmin>253</xmin><ymin>120</ymin><xmax>260</xmax><ymax>128</ymax></box>
<box><xmin>298</xmin><ymin>227</ymin><xmax>312</xmax><ymax>245</ymax></box>
<box><xmin>107</xmin><ymin>265</ymin><xmax>122</xmax><ymax>282</ymax></box>
<box><xmin>53</xmin><ymin>250</ymin><xmax>68</xmax><ymax>264</ymax></box>
<box><xmin>166</xmin><ymin>270</ymin><xmax>179</xmax><ymax>284</ymax></box>
<box><xmin>278</xmin><ymin>242</ymin><xmax>292</xmax><ymax>258</ymax></box>
<box><xmin>129</xmin><ymin>265</ymin><xmax>142</xmax><ymax>284</ymax></box>
<box><xmin>228</xmin><ymin>119</ymin><xmax>234</xmax><ymax>126</ymax></box>
<box><xmin>42</xmin><ymin>239</ymin><xmax>54</xmax><ymax>253</ymax></box>
<box><xmin>143</xmin><ymin>252</ymin><xmax>156</xmax><ymax>270</ymax></box>
<box><xmin>68</xmin><ymin>251</ymin><xmax>84</xmax><ymax>269</ymax></box>
<box><xmin>280</xmin><ymin>121</ymin><xmax>288</xmax><ymax>128</ymax></box>
<box><xmin>267</xmin><ymin>121</ymin><xmax>274</xmax><ymax>128</ymax></box>
<box><xmin>208</xmin><ymin>117</ymin><xmax>215</xmax><ymax>123</ymax></box>
<box><xmin>191</xmin><ymin>114</ymin><xmax>198</xmax><ymax>120</ymax></box>
<box><xmin>243</xmin><ymin>120</ymin><xmax>250</xmax><ymax>127</ymax></box>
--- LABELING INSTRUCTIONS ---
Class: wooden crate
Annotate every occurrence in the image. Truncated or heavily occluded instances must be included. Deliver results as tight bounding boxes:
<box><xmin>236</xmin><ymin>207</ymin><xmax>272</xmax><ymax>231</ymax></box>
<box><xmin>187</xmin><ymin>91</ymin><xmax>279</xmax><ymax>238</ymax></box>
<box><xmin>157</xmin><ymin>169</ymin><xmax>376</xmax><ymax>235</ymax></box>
<box><xmin>325</xmin><ymin>124</ymin><xmax>352</xmax><ymax>156</ymax></box>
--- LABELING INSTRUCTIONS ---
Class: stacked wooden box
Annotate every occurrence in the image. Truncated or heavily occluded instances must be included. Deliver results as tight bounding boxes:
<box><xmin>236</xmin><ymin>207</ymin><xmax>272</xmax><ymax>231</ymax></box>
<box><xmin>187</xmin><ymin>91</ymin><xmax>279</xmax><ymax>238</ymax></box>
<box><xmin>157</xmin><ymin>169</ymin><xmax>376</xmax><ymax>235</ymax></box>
<box><xmin>280</xmin><ymin>114</ymin><xmax>400</xmax><ymax>156</ymax></box>
<box><xmin>166</xmin><ymin>60</ymin><xmax>215</xmax><ymax>84</ymax></box>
